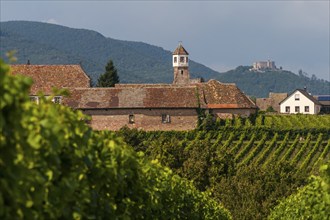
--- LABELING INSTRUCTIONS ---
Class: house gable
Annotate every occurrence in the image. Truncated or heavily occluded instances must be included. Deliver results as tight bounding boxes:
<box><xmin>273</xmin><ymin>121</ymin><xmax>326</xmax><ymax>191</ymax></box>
<box><xmin>279</xmin><ymin>89</ymin><xmax>321</xmax><ymax>114</ymax></box>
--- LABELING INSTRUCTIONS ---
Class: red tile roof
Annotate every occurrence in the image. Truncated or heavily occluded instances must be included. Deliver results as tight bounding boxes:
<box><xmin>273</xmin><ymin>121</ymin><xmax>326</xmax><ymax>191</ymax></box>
<box><xmin>63</xmin><ymin>80</ymin><xmax>256</xmax><ymax>110</ymax></box>
<box><xmin>64</xmin><ymin>86</ymin><xmax>201</xmax><ymax>109</ymax></box>
<box><xmin>11</xmin><ymin>64</ymin><xmax>255</xmax><ymax>110</ymax></box>
<box><xmin>198</xmin><ymin>80</ymin><xmax>256</xmax><ymax>109</ymax></box>
<box><xmin>11</xmin><ymin>65</ymin><xmax>90</xmax><ymax>94</ymax></box>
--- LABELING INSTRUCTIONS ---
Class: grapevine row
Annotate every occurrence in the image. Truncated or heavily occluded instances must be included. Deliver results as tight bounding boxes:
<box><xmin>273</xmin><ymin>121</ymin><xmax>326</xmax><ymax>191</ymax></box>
<box><xmin>278</xmin><ymin>134</ymin><xmax>300</xmax><ymax>164</ymax></box>
<box><xmin>291</xmin><ymin>133</ymin><xmax>312</xmax><ymax>165</ymax></box>
<box><xmin>300</xmin><ymin>133</ymin><xmax>323</xmax><ymax>170</ymax></box>
<box><xmin>255</xmin><ymin>133</ymin><xmax>278</xmax><ymax>166</ymax></box>
<box><xmin>235</xmin><ymin>134</ymin><xmax>256</xmax><ymax>163</ymax></box>
<box><xmin>239</xmin><ymin>133</ymin><xmax>268</xmax><ymax>166</ymax></box>
<box><xmin>264</xmin><ymin>132</ymin><xmax>290</xmax><ymax>167</ymax></box>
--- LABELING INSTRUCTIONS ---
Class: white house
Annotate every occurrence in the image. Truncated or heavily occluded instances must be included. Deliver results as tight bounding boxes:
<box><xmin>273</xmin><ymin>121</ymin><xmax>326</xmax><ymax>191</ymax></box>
<box><xmin>279</xmin><ymin>89</ymin><xmax>322</xmax><ymax>114</ymax></box>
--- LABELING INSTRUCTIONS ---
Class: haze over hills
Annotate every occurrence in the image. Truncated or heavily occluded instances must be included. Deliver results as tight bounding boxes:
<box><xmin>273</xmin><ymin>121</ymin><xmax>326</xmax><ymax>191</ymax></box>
<box><xmin>1</xmin><ymin>21</ymin><xmax>329</xmax><ymax>97</ymax></box>
<box><xmin>0</xmin><ymin>21</ymin><xmax>219</xmax><ymax>84</ymax></box>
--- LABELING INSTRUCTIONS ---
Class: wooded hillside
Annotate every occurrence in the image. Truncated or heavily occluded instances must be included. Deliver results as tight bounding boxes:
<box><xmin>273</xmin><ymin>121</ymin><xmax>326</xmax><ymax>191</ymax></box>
<box><xmin>1</xmin><ymin>21</ymin><xmax>329</xmax><ymax>97</ymax></box>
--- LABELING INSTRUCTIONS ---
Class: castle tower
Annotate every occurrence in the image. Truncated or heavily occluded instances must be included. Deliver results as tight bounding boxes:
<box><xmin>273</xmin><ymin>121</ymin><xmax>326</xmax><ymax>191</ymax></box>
<box><xmin>172</xmin><ymin>43</ymin><xmax>190</xmax><ymax>84</ymax></box>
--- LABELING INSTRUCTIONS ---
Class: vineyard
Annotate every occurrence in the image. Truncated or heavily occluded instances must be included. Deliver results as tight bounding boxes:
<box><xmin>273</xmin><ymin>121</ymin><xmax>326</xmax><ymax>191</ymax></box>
<box><xmin>119</xmin><ymin>115</ymin><xmax>330</xmax><ymax>219</ymax></box>
<box><xmin>2</xmin><ymin>58</ymin><xmax>329</xmax><ymax>220</ymax></box>
<box><xmin>258</xmin><ymin>114</ymin><xmax>330</xmax><ymax>129</ymax></box>
<box><xmin>121</xmin><ymin>126</ymin><xmax>330</xmax><ymax>173</ymax></box>
<box><xmin>215</xmin><ymin>114</ymin><xmax>330</xmax><ymax>130</ymax></box>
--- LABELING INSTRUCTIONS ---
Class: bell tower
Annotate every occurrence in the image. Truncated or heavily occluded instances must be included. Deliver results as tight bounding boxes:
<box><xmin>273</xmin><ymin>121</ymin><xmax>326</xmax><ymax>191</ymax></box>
<box><xmin>172</xmin><ymin>43</ymin><xmax>190</xmax><ymax>84</ymax></box>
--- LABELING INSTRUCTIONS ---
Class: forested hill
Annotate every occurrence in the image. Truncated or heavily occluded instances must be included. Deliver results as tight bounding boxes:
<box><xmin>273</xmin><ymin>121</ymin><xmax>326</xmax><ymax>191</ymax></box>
<box><xmin>0</xmin><ymin>20</ymin><xmax>219</xmax><ymax>85</ymax></box>
<box><xmin>216</xmin><ymin>66</ymin><xmax>330</xmax><ymax>97</ymax></box>
<box><xmin>1</xmin><ymin>21</ymin><xmax>329</xmax><ymax>97</ymax></box>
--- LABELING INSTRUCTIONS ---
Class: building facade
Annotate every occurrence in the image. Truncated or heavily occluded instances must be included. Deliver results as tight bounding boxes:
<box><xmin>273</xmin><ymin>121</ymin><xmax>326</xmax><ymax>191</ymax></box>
<box><xmin>252</xmin><ymin>60</ymin><xmax>277</xmax><ymax>71</ymax></box>
<box><xmin>279</xmin><ymin>89</ymin><xmax>322</xmax><ymax>114</ymax></box>
<box><xmin>11</xmin><ymin>44</ymin><xmax>257</xmax><ymax>130</ymax></box>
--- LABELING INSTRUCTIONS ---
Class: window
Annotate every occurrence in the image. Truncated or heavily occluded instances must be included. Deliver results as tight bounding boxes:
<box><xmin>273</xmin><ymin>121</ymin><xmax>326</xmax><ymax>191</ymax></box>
<box><xmin>305</xmin><ymin>106</ymin><xmax>309</xmax><ymax>112</ymax></box>
<box><xmin>285</xmin><ymin>106</ymin><xmax>290</xmax><ymax>113</ymax></box>
<box><xmin>295</xmin><ymin>94</ymin><xmax>300</xmax><ymax>101</ymax></box>
<box><xmin>186</xmin><ymin>57</ymin><xmax>188</xmax><ymax>63</ymax></box>
<box><xmin>162</xmin><ymin>114</ymin><xmax>171</xmax><ymax>123</ymax></box>
<box><xmin>295</xmin><ymin>106</ymin><xmax>300</xmax><ymax>113</ymax></box>
<box><xmin>180</xmin><ymin>56</ymin><xmax>185</xmax><ymax>63</ymax></box>
<box><xmin>53</xmin><ymin>96</ymin><xmax>62</xmax><ymax>104</ymax></box>
<box><xmin>181</xmin><ymin>70</ymin><xmax>184</xmax><ymax>75</ymax></box>
<box><xmin>30</xmin><ymin>96</ymin><xmax>39</xmax><ymax>104</ymax></box>
<box><xmin>174</xmin><ymin>57</ymin><xmax>177</xmax><ymax>63</ymax></box>
<box><xmin>129</xmin><ymin>114</ymin><xmax>135</xmax><ymax>124</ymax></box>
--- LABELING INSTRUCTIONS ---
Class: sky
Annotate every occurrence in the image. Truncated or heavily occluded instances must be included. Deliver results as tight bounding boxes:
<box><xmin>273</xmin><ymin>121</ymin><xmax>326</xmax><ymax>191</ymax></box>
<box><xmin>1</xmin><ymin>0</ymin><xmax>329</xmax><ymax>81</ymax></box>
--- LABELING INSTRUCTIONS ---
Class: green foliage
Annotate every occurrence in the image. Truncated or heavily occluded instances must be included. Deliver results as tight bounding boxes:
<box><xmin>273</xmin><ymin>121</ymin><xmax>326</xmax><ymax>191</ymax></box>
<box><xmin>268</xmin><ymin>163</ymin><xmax>330</xmax><ymax>219</ymax></box>
<box><xmin>213</xmin><ymin>164</ymin><xmax>307</xmax><ymax>220</ymax></box>
<box><xmin>118</xmin><ymin>125</ymin><xmax>329</xmax><ymax>219</ymax></box>
<box><xmin>266</xmin><ymin>106</ymin><xmax>275</xmax><ymax>112</ymax></box>
<box><xmin>0</xmin><ymin>60</ymin><xmax>231</xmax><ymax>219</ymax></box>
<box><xmin>97</xmin><ymin>60</ymin><xmax>119</xmax><ymax>87</ymax></box>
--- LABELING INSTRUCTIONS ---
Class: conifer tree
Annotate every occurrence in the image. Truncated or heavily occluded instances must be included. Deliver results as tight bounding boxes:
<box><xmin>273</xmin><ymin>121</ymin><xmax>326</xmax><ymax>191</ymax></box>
<box><xmin>97</xmin><ymin>60</ymin><xmax>119</xmax><ymax>87</ymax></box>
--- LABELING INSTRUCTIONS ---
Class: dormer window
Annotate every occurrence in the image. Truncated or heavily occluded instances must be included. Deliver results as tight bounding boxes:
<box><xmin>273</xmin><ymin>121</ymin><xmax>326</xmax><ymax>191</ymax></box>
<box><xmin>186</xmin><ymin>57</ymin><xmax>188</xmax><ymax>63</ymax></box>
<box><xmin>174</xmin><ymin>57</ymin><xmax>177</xmax><ymax>63</ymax></box>
<box><xmin>180</xmin><ymin>57</ymin><xmax>184</xmax><ymax>63</ymax></box>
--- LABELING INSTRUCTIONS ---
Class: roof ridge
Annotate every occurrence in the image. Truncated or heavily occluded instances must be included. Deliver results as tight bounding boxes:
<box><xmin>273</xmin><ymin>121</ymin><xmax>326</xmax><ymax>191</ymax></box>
<box><xmin>11</xmin><ymin>64</ymin><xmax>82</xmax><ymax>66</ymax></box>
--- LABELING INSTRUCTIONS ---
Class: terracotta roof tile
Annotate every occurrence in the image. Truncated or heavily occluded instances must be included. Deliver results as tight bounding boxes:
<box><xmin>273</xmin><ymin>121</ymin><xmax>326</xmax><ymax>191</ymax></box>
<box><xmin>199</xmin><ymin>80</ymin><xmax>256</xmax><ymax>109</ymax></box>
<box><xmin>63</xmin><ymin>80</ymin><xmax>256</xmax><ymax>110</ymax></box>
<box><xmin>63</xmin><ymin>86</ymin><xmax>202</xmax><ymax>109</ymax></box>
<box><xmin>11</xmin><ymin>65</ymin><xmax>90</xmax><ymax>94</ymax></box>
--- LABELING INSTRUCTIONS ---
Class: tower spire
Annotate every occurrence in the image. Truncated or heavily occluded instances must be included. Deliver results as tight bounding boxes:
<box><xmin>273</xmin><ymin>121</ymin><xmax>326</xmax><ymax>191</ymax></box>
<box><xmin>172</xmin><ymin>43</ymin><xmax>190</xmax><ymax>84</ymax></box>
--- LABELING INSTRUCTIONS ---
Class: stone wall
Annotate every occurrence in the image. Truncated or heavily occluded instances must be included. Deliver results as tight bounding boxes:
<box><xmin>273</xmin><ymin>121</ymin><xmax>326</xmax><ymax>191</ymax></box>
<box><xmin>81</xmin><ymin>107</ymin><xmax>257</xmax><ymax>131</ymax></box>
<box><xmin>173</xmin><ymin>67</ymin><xmax>190</xmax><ymax>84</ymax></box>
<box><xmin>82</xmin><ymin>108</ymin><xmax>198</xmax><ymax>131</ymax></box>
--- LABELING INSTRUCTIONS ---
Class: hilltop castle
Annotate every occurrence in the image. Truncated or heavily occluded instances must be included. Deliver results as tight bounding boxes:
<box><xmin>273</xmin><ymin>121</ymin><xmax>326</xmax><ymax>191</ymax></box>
<box><xmin>251</xmin><ymin>60</ymin><xmax>278</xmax><ymax>71</ymax></box>
<box><xmin>11</xmin><ymin>44</ymin><xmax>256</xmax><ymax>130</ymax></box>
